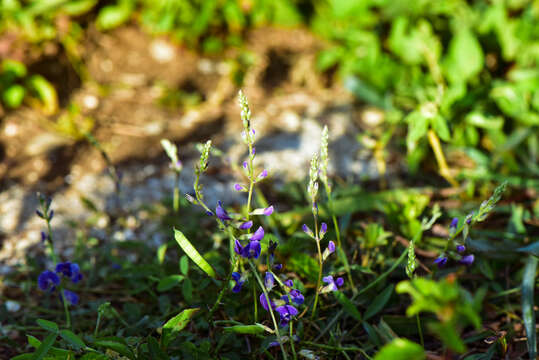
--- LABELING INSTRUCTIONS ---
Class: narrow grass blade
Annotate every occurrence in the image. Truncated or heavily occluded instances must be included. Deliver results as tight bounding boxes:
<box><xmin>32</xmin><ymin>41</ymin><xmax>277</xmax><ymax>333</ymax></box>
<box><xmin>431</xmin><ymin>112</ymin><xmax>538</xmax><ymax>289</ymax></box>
<box><xmin>522</xmin><ymin>256</ymin><xmax>537</xmax><ymax>359</ymax></box>
<box><xmin>174</xmin><ymin>228</ymin><xmax>216</xmax><ymax>279</ymax></box>
<box><xmin>32</xmin><ymin>332</ymin><xmax>57</xmax><ymax>360</ymax></box>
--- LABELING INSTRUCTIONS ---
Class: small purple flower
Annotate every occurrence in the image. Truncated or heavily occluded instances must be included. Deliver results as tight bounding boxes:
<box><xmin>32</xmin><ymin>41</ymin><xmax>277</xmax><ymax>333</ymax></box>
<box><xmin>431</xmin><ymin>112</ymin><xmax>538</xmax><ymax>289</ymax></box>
<box><xmin>269</xmin><ymin>240</ymin><xmax>278</xmax><ymax>264</ymax></box>
<box><xmin>38</xmin><ymin>270</ymin><xmax>60</xmax><ymax>292</ymax></box>
<box><xmin>243</xmin><ymin>161</ymin><xmax>248</xmax><ymax>169</ymax></box>
<box><xmin>275</xmin><ymin>305</ymin><xmax>298</xmax><ymax>326</ymax></box>
<box><xmin>260</xmin><ymin>293</ymin><xmax>276</xmax><ymax>311</ymax></box>
<box><xmin>322</xmin><ymin>275</ymin><xmax>344</xmax><ymax>291</ymax></box>
<box><xmin>62</xmin><ymin>290</ymin><xmax>79</xmax><ymax>305</ymax></box>
<box><xmin>234</xmin><ymin>183</ymin><xmax>246</xmax><ymax>192</ymax></box>
<box><xmin>36</xmin><ymin>210</ymin><xmax>44</xmax><ymax>219</ymax></box>
<box><xmin>459</xmin><ymin>254</ymin><xmax>475</xmax><ymax>266</ymax></box>
<box><xmin>456</xmin><ymin>245</ymin><xmax>466</xmax><ymax>253</ymax></box>
<box><xmin>284</xmin><ymin>279</ymin><xmax>293</xmax><ymax>288</ymax></box>
<box><xmin>328</xmin><ymin>241</ymin><xmax>335</xmax><ymax>254</ymax></box>
<box><xmin>273</xmin><ymin>263</ymin><xmax>283</xmax><ymax>271</ymax></box>
<box><xmin>289</xmin><ymin>289</ymin><xmax>304</xmax><ymax>305</ymax></box>
<box><xmin>216</xmin><ymin>201</ymin><xmax>232</xmax><ymax>221</ymax></box>
<box><xmin>239</xmin><ymin>221</ymin><xmax>253</xmax><ymax>230</ymax></box>
<box><xmin>434</xmin><ymin>256</ymin><xmax>448</xmax><ymax>268</ymax></box>
<box><xmin>250</xmin><ymin>226</ymin><xmax>265</xmax><ymax>242</ymax></box>
<box><xmin>302</xmin><ymin>224</ymin><xmax>314</xmax><ymax>238</ymax></box>
<box><xmin>55</xmin><ymin>262</ymin><xmax>82</xmax><ymax>283</ymax></box>
<box><xmin>234</xmin><ymin>240</ymin><xmax>244</xmax><ymax>256</ymax></box>
<box><xmin>450</xmin><ymin>217</ymin><xmax>459</xmax><ymax>229</ymax></box>
<box><xmin>263</xmin><ymin>206</ymin><xmax>274</xmax><ymax>216</ymax></box>
<box><xmin>48</xmin><ymin>210</ymin><xmax>54</xmax><ymax>220</ymax></box>
<box><xmin>41</xmin><ymin>231</ymin><xmax>47</xmax><ymax>243</ymax></box>
<box><xmin>206</xmin><ymin>210</ymin><xmax>214</xmax><ymax>216</ymax></box>
<box><xmin>320</xmin><ymin>222</ymin><xmax>328</xmax><ymax>238</ymax></box>
<box><xmin>251</xmin><ymin>147</ymin><xmax>256</xmax><ymax>156</ymax></box>
<box><xmin>257</xmin><ymin>169</ymin><xmax>268</xmax><ymax>181</ymax></box>
<box><xmin>231</xmin><ymin>272</ymin><xmax>244</xmax><ymax>293</ymax></box>
<box><xmin>265</xmin><ymin>272</ymin><xmax>275</xmax><ymax>290</ymax></box>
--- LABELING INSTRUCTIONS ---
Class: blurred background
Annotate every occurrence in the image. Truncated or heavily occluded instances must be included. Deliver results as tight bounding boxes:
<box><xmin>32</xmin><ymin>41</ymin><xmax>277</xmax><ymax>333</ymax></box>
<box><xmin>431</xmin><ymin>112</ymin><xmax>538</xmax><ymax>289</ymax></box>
<box><xmin>0</xmin><ymin>0</ymin><xmax>538</xmax><ymax>262</ymax></box>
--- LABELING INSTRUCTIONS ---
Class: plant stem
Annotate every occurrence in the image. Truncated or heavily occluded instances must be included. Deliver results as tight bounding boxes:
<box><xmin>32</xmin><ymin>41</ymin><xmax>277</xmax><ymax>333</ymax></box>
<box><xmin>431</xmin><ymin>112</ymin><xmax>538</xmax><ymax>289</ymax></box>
<box><xmin>94</xmin><ymin>313</ymin><xmax>101</xmax><ymax>337</ymax></box>
<box><xmin>290</xmin><ymin>321</ymin><xmax>297</xmax><ymax>360</ymax></box>
<box><xmin>249</xmin><ymin>261</ymin><xmax>288</xmax><ymax>360</ymax></box>
<box><xmin>428</xmin><ymin>130</ymin><xmax>458</xmax><ymax>188</ymax></box>
<box><xmin>416</xmin><ymin>314</ymin><xmax>424</xmax><ymax>347</ymax></box>
<box><xmin>311</xmin><ymin>214</ymin><xmax>323</xmax><ymax>320</ymax></box>
<box><xmin>207</xmin><ymin>258</ymin><xmax>238</xmax><ymax>324</ymax></box>
<box><xmin>173</xmin><ymin>171</ymin><xmax>180</xmax><ymax>213</ymax></box>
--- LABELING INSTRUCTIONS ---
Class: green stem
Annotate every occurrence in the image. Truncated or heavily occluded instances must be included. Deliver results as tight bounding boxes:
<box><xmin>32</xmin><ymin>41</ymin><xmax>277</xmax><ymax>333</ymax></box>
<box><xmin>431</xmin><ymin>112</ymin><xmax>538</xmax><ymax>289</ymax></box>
<box><xmin>207</xmin><ymin>258</ymin><xmax>238</xmax><ymax>324</ymax></box>
<box><xmin>249</xmin><ymin>261</ymin><xmax>288</xmax><ymax>360</ymax></box>
<box><xmin>94</xmin><ymin>313</ymin><xmax>101</xmax><ymax>337</ymax></box>
<box><xmin>290</xmin><ymin>321</ymin><xmax>297</xmax><ymax>360</ymax></box>
<box><xmin>416</xmin><ymin>314</ymin><xmax>424</xmax><ymax>347</ymax></box>
<box><xmin>173</xmin><ymin>171</ymin><xmax>180</xmax><ymax>213</ymax></box>
<box><xmin>311</xmin><ymin>214</ymin><xmax>323</xmax><ymax>320</ymax></box>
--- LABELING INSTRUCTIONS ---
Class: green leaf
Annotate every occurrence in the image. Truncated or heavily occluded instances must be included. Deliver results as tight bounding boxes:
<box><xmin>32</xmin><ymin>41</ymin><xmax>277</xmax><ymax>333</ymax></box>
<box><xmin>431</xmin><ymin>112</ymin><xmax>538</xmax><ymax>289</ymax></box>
<box><xmin>223</xmin><ymin>323</ymin><xmax>267</xmax><ymax>335</ymax></box>
<box><xmin>364</xmin><ymin>285</ymin><xmax>394</xmax><ymax>320</ymax></box>
<box><xmin>32</xmin><ymin>332</ymin><xmax>57</xmax><ymax>360</ymax></box>
<box><xmin>518</xmin><ymin>242</ymin><xmax>539</xmax><ymax>257</ymax></box>
<box><xmin>406</xmin><ymin>110</ymin><xmax>429</xmax><ymax>151</ymax></box>
<box><xmin>374</xmin><ymin>338</ymin><xmax>425</xmax><ymax>360</ymax></box>
<box><xmin>27</xmin><ymin>75</ymin><xmax>58</xmax><ymax>115</ymax></box>
<box><xmin>2</xmin><ymin>84</ymin><xmax>26</xmax><ymax>108</ymax></box>
<box><xmin>157</xmin><ymin>243</ymin><xmax>168</xmax><ymax>265</ymax></box>
<box><xmin>334</xmin><ymin>291</ymin><xmax>362</xmax><ymax>321</ymax></box>
<box><xmin>182</xmin><ymin>278</ymin><xmax>193</xmax><ymax>303</ymax></box>
<box><xmin>174</xmin><ymin>228</ymin><xmax>216</xmax><ymax>278</ymax></box>
<box><xmin>180</xmin><ymin>255</ymin><xmax>189</xmax><ymax>275</ymax></box>
<box><xmin>161</xmin><ymin>308</ymin><xmax>200</xmax><ymax>349</ymax></box>
<box><xmin>36</xmin><ymin>319</ymin><xmax>59</xmax><ymax>333</ymax></box>
<box><xmin>157</xmin><ymin>275</ymin><xmax>184</xmax><ymax>292</ymax></box>
<box><xmin>522</xmin><ymin>256</ymin><xmax>537</xmax><ymax>359</ymax></box>
<box><xmin>430</xmin><ymin>321</ymin><xmax>466</xmax><ymax>353</ymax></box>
<box><xmin>431</xmin><ymin>115</ymin><xmax>450</xmax><ymax>142</ymax></box>
<box><xmin>59</xmin><ymin>330</ymin><xmax>86</xmax><ymax>350</ymax></box>
<box><xmin>96</xmin><ymin>3</ymin><xmax>133</xmax><ymax>31</ymax></box>
<box><xmin>93</xmin><ymin>338</ymin><xmax>135</xmax><ymax>359</ymax></box>
<box><xmin>147</xmin><ymin>337</ymin><xmax>169</xmax><ymax>360</ymax></box>
<box><xmin>443</xmin><ymin>28</ymin><xmax>484</xmax><ymax>84</ymax></box>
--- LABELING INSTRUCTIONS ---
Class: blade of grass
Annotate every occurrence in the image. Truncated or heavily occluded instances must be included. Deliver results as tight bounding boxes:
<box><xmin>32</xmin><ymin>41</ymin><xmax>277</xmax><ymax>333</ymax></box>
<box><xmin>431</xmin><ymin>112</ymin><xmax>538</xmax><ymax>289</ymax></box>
<box><xmin>522</xmin><ymin>255</ymin><xmax>537</xmax><ymax>359</ymax></box>
<box><xmin>174</xmin><ymin>228</ymin><xmax>216</xmax><ymax>279</ymax></box>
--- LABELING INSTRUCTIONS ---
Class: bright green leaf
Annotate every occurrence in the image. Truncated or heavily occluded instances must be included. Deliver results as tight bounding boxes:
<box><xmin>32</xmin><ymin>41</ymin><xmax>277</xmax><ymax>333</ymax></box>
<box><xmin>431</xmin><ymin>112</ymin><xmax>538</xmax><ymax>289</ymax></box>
<box><xmin>174</xmin><ymin>228</ymin><xmax>216</xmax><ymax>279</ymax></box>
<box><xmin>374</xmin><ymin>338</ymin><xmax>425</xmax><ymax>360</ymax></box>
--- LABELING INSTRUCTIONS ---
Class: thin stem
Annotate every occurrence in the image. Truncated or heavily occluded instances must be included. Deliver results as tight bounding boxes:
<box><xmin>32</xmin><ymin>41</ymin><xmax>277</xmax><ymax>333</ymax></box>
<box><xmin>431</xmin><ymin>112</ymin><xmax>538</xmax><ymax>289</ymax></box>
<box><xmin>249</xmin><ymin>261</ymin><xmax>288</xmax><ymax>360</ymax></box>
<box><xmin>246</xmin><ymin>142</ymin><xmax>255</xmax><ymax>219</ymax></box>
<box><xmin>207</xmin><ymin>258</ymin><xmax>238</xmax><ymax>324</ymax></box>
<box><xmin>311</xmin><ymin>214</ymin><xmax>323</xmax><ymax>320</ymax></box>
<box><xmin>94</xmin><ymin>313</ymin><xmax>101</xmax><ymax>337</ymax></box>
<box><xmin>428</xmin><ymin>130</ymin><xmax>458</xmax><ymax>188</ymax></box>
<box><xmin>173</xmin><ymin>171</ymin><xmax>180</xmax><ymax>213</ymax></box>
<box><xmin>416</xmin><ymin>314</ymin><xmax>424</xmax><ymax>347</ymax></box>
<box><xmin>290</xmin><ymin>321</ymin><xmax>297</xmax><ymax>360</ymax></box>
<box><xmin>301</xmin><ymin>341</ymin><xmax>373</xmax><ymax>359</ymax></box>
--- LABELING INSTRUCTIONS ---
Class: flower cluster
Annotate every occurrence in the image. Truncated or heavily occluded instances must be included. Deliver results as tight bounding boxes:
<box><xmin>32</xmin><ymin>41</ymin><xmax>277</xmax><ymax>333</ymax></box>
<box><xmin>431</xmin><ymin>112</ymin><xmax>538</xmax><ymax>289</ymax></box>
<box><xmin>38</xmin><ymin>261</ymin><xmax>83</xmax><ymax>305</ymax></box>
<box><xmin>259</xmin><ymin>275</ymin><xmax>304</xmax><ymax>327</ymax></box>
<box><xmin>435</xmin><ymin>217</ymin><xmax>475</xmax><ymax>268</ymax></box>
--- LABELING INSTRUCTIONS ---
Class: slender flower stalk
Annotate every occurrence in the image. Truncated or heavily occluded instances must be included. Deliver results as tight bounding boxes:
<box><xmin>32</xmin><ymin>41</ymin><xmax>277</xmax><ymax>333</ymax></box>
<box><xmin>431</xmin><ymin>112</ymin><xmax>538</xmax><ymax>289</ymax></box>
<box><xmin>319</xmin><ymin>126</ymin><xmax>355</xmax><ymax>292</ymax></box>
<box><xmin>248</xmin><ymin>261</ymin><xmax>288</xmax><ymax>360</ymax></box>
<box><xmin>161</xmin><ymin>139</ymin><xmax>183</xmax><ymax>213</ymax></box>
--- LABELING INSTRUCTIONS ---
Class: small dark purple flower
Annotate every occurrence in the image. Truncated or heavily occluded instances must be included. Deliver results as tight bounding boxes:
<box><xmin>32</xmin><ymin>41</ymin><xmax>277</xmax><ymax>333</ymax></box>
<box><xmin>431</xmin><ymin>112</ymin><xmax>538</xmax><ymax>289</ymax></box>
<box><xmin>239</xmin><ymin>221</ymin><xmax>253</xmax><ymax>230</ymax></box>
<box><xmin>245</xmin><ymin>240</ymin><xmax>261</xmax><ymax>259</ymax></box>
<box><xmin>276</xmin><ymin>305</ymin><xmax>298</xmax><ymax>326</ymax></box>
<box><xmin>206</xmin><ymin>210</ymin><xmax>214</xmax><ymax>216</ymax></box>
<box><xmin>36</xmin><ymin>210</ymin><xmax>44</xmax><ymax>219</ymax></box>
<box><xmin>111</xmin><ymin>263</ymin><xmax>122</xmax><ymax>270</ymax></box>
<box><xmin>263</xmin><ymin>206</ymin><xmax>274</xmax><ymax>216</ymax></box>
<box><xmin>216</xmin><ymin>201</ymin><xmax>232</xmax><ymax>221</ymax></box>
<box><xmin>302</xmin><ymin>224</ymin><xmax>314</xmax><ymax>238</ymax></box>
<box><xmin>251</xmin><ymin>147</ymin><xmax>256</xmax><ymax>156</ymax></box>
<box><xmin>48</xmin><ymin>210</ymin><xmax>54</xmax><ymax>220</ymax></box>
<box><xmin>55</xmin><ymin>262</ymin><xmax>82</xmax><ymax>283</ymax></box>
<box><xmin>434</xmin><ymin>256</ymin><xmax>448</xmax><ymax>268</ymax></box>
<box><xmin>456</xmin><ymin>245</ymin><xmax>466</xmax><ymax>253</ymax></box>
<box><xmin>257</xmin><ymin>169</ymin><xmax>268</xmax><ymax>181</ymax></box>
<box><xmin>249</xmin><ymin>226</ymin><xmax>264</xmax><ymax>242</ymax></box>
<box><xmin>234</xmin><ymin>239</ymin><xmax>244</xmax><ymax>256</ymax></box>
<box><xmin>328</xmin><ymin>241</ymin><xmax>335</xmax><ymax>253</ymax></box>
<box><xmin>41</xmin><ymin>231</ymin><xmax>47</xmax><ymax>243</ymax></box>
<box><xmin>289</xmin><ymin>289</ymin><xmax>304</xmax><ymax>305</ymax></box>
<box><xmin>234</xmin><ymin>183</ymin><xmax>246</xmax><ymax>192</ymax></box>
<box><xmin>320</xmin><ymin>222</ymin><xmax>328</xmax><ymax>237</ymax></box>
<box><xmin>260</xmin><ymin>293</ymin><xmax>276</xmax><ymax>311</ymax></box>
<box><xmin>62</xmin><ymin>290</ymin><xmax>79</xmax><ymax>305</ymax></box>
<box><xmin>459</xmin><ymin>254</ymin><xmax>475</xmax><ymax>266</ymax></box>
<box><xmin>231</xmin><ymin>272</ymin><xmax>244</xmax><ymax>293</ymax></box>
<box><xmin>38</xmin><ymin>270</ymin><xmax>60</xmax><ymax>292</ymax></box>
<box><xmin>243</xmin><ymin>161</ymin><xmax>248</xmax><ymax>169</ymax></box>
<box><xmin>265</xmin><ymin>272</ymin><xmax>275</xmax><ymax>290</ymax></box>
<box><xmin>450</xmin><ymin>217</ymin><xmax>458</xmax><ymax>229</ymax></box>
<box><xmin>322</xmin><ymin>275</ymin><xmax>344</xmax><ymax>291</ymax></box>
<box><xmin>273</xmin><ymin>263</ymin><xmax>283</xmax><ymax>271</ymax></box>
<box><xmin>284</xmin><ymin>279</ymin><xmax>293</xmax><ymax>288</ymax></box>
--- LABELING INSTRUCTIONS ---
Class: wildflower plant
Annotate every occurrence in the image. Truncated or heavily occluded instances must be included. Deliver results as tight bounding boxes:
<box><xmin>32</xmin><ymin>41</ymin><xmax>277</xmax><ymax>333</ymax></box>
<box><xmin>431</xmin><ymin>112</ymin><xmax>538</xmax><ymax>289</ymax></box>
<box><xmin>35</xmin><ymin>194</ymin><xmax>83</xmax><ymax>329</ymax></box>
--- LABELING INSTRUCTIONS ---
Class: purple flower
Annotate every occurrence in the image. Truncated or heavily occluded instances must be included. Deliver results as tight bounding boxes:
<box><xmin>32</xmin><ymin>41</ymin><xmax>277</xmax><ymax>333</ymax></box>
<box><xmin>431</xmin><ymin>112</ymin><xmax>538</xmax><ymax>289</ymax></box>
<box><xmin>48</xmin><ymin>210</ymin><xmax>54</xmax><ymax>220</ymax></box>
<box><xmin>250</xmin><ymin>227</ymin><xmax>265</xmax><ymax>242</ymax></box>
<box><xmin>231</xmin><ymin>272</ymin><xmax>244</xmax><ymax>293</ymax></box>
<box><xmin>239</xmin><ymin>221</ymin><xmax>253</xmax><ymax>230</ymax></box>
<box><xmin>243</xmin><ymin>161</ymin><xmax>248</xmax><ymax>169</ymax></box>
<box><xmin>234</xmin><ymin>239</ymin><xmax>261</xmax><ymax>259</ymax></box>
<box><xmin>265</xmin><ymin>272</ymin><xmax>275</xmax><ymax>290</ymax></box>
<box><xmin>263</xmin><ymin>206</ymin><xmax>274</xmax><ymax>216</ymax></box>
<box><xmin>273</xmin><ymin>263</ymin><xmax>283</xmax><ymax>271</ymax></box>
<box><xmin>302</xmin><ymin>224</ymin><xmax>314</xmax><ymax>238</ymax></box>
<box><xmin>450</xmin><ymin>217</ymin><xmax>458</xmax><ymax>229</ymax></box>
<box><xmin>62</xmin><ymin>290</ymin><xmax>79</xmax><ymax>305</ymax></box>
<box><xmin>328</xmin><ymin>241</ymin><xmax>335</xmax><ymax>253</ymax></box>
<box><xmin>216</xmin><ymin>201</ymin><xmax>232</xmax><ymax>221</ymax></box>
<box><xmin>257</xmin><ymin>169</ymin><xmax>268</xmax><ymax>181</ymax></box>
<box><xmin>36</xmin><ymin>210</ymin><xmax>44</xmax><ymax>219</ymax></box>
<box><xmin>251</xmin><ymin>147</ymin><xmax>256</xmax><ymax>155</ymax></box>
<box><xmin>260</xmin><ymin>293</ymin><xmax>276</xmax><ymax>311</ymax></box>
<box><xmin>275</xmin><ymin>305</ymin><xmax>298</xmax><ymax>326</ymax></box>
<box><xmin>434</xmin><ymin>256</ymin><xmax>448</xmax><ymax>268</ymax></box>
<box><xmin>456</xmin><ymin>245</ymin><xmax>466</xmax><ymax>253</ymax></box>
<box><xmin>459</xmin><ymin>254</ymin><xmax>475</xmax><ymax>266</ymax></box>
<box><xmin>320</xmin><ymin>222</ymin><xmax>328</xmax><ymax>238</ymax></box>
<box><xmin>55</xmin><ymin>262</ymin><xmax>83</xmax><ymax>283</ymax></box>
<box><xmin>41</xmin><ymin>231</ymin><xmax>47</xmax><ymax>243</ymax></box>
<box><xmin>234</xmin><ymin>184</ymin><xmax>246</xmax><ymax>192</ymax></box>
<box><xmin>289</xmin><ymin>289</ymin><xmax>304</xmax><ymax>305</ymax></box>
<box><xmin>284</xmin><ymin>279</ymin><xmax>293</xmax><ymax>288</ymax></box>
<box><xmin>38</xmin><ymin>270</ymin><xmax>60</xmax><ymax>292</ymax></box>
<box><xmin>323</xmin><ymin>275</ymin><xmax>344</xmax><ymax>291</ymax></box>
